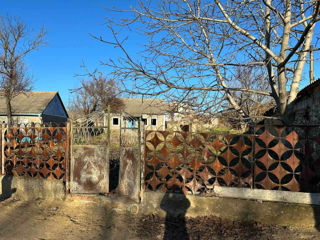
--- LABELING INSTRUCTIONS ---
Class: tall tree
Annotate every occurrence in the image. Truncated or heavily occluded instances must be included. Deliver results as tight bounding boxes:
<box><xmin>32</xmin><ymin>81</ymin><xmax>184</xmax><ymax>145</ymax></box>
<box><xmin>98</xmin><ymin>0</ymin><xmax>320</xmax><ymax>122</ymax></box>
<box><xmin>70</xmin><ymin>71</ymin><xmax>124</xmax><ymax>117</ymax></box>
<box><xmin>0</xmin><ymin>16</ymin><xmax>46</xmax><ymax>126</ymax></box>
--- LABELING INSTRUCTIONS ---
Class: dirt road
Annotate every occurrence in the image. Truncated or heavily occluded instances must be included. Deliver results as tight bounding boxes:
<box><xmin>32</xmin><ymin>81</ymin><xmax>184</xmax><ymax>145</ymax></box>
<box><xmin>0</xmin><ymin>197</ymin><xmax>320</xmax><ymax>240</ymax></box>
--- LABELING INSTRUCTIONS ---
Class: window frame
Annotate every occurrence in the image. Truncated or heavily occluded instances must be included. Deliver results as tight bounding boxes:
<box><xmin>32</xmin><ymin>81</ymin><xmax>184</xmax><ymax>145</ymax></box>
<box><xmin>112</xmin><ymin>117</ymin><xmax>119</xmax><ymax>126</ymax></box>
<box><xmin>142</xmin><ymin>118</ymin><xmax>148</xmax><ymax>126</ymax></box>
<box><xmin>151</xmin><ymin>118</ymin><xmax>157</xmax><ymax>126</ymax></box>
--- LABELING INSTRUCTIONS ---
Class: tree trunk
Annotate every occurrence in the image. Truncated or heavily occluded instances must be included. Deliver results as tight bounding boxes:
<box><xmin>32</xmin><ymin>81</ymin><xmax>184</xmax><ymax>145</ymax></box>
<box><xmin>6</xmin><ymin>97</ymin><xmax>12</xmax><ymax>127</ymax></box>
<box><xmin>277</xmin><ymin>66</ymin><xmax>287</xmax><ymax>115</ymax></box>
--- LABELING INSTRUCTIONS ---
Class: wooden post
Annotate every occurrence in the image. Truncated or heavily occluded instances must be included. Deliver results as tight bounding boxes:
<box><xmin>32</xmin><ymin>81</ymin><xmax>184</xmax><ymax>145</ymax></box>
<box><xmin>310</xmin><ymin>45</ymin><xmax>315</xmax><ymax>84</ymax></box>
<box><xmin>65</xmin><ymin>121</ymin><xmax>71</xmax><ymax>194</ymax></box>
<box><xmin>1</xmin><ymin>125</ymin><xmax>4</xmax><ymax>175</ymax></box>
<box><xmin>106</xmin><ymin>105</ymin><xmax>111</xmax><ymax>193</ymax></box>
<box><xmin>103</xmin><ymin>110</ymin><xmax>107</xmax><ymax>127</ymax></box>
<box><xmin>69</xmin><ymin>120</ymin><xmax>74</xmax><ymax>193</ymax></box>
<box><xmin>119</xmin><ymin>113</ymin><xmax>122</xmax><ymax>147</ymax></box>
<box><xmin>107</xmin><ymin>104</ymin><xmax>111</xmax><ymax>147</ymax></box>
<box><xmin>138</xmin><ymin>116</ymin><xmax>142</xmax><ymax>201</ymax></box>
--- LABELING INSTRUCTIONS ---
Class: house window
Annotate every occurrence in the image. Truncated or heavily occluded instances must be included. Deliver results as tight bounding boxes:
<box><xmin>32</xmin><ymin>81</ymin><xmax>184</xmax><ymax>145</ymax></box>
<box><xmin>127</xmin><ymin>119</ymin><xmax>137</xmax><ymax>128</ymax></box>
<box><xmin>112</xmin><ymin>117</ymin><xmax>119</xmax><ymax>126</ymax></box>
<box><xmin>142</xmin><ymin>118</ymin><xmax>148</xmax><ymax>125</ymax></box>
<box><xmin>180</xmin><ymin>125</ymin><xmax>190</xmax><ymax>132</ymax></box>
<box><xmin>151</xmin><ymin>118</ymin><xmax>157</xmax><ymax>126</ymax></box>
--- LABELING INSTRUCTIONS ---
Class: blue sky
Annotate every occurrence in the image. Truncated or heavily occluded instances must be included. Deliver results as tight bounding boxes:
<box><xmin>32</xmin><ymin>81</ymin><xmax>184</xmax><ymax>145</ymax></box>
<box><xmin>1</xmin><ymin>0</ymin><xmax>139</xmax><ymax>106</ymax></box>
<box><xmin>1</xmin><ymin>0</ymin><xmax>318</xmax><ymax>109</ymax></box>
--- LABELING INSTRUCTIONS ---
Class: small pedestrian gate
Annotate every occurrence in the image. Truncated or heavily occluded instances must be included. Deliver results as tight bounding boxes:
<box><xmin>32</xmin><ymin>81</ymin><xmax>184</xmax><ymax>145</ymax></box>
<box><xmin>70</xmin><ymin>125</ymin><xmax>109</xmax><ymax>194</ymax></box>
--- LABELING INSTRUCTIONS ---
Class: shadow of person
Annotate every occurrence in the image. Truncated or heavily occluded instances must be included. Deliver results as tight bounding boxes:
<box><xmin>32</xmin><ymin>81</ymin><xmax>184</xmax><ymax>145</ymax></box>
<box><xmin>0</xmin><ymin>165</ymin><xmax>16</xmax><ymax>202</ymax></box>
<box><xmin>160</xmin><ymin>185</ymin><xmax>190</xmax><ymax>240</ymax></box>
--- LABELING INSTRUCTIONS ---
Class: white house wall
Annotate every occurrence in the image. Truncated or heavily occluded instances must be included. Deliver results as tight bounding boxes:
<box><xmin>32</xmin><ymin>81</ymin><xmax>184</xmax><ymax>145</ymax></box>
<box><xmin>109</xmin><ymin>114</ymin><xmax>166</xmax><ymax>131</ymax></box>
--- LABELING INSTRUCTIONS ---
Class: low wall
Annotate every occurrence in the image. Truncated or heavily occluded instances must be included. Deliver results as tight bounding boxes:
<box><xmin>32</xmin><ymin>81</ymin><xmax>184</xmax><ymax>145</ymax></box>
<box><xmin>0</xmin><ymin>175</ymin><xmax>65</xmax><ymax>200</ymax></box>
<box><xmin>140</xmin><ymin>189</ymin><xmax>320</xmax><ymax>227</ymax></box>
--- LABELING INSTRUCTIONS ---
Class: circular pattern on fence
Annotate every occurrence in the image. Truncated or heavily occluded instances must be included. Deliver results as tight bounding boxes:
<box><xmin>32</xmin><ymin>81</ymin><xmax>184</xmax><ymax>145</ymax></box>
<box><xmin>254</xmin><ymin>126</ymin><xmax>302</xmax><ymax>191</ymax></box>
<box><xmin>144</xmin><ymin>131</ymin><xmax>254</xmax><ymax>193</ymax></box>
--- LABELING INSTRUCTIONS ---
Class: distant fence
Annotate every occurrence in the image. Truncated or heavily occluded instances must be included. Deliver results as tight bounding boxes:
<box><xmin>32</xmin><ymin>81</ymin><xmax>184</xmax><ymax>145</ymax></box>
<box><xmin>144</xmin><ymin>125</ymin><xmax>320</xmax><ymax>194</ymax></box>
<box><xmin>1</xmin><ymin>123</ymin><xmax>69</xmax><ymax>181</ymax></box>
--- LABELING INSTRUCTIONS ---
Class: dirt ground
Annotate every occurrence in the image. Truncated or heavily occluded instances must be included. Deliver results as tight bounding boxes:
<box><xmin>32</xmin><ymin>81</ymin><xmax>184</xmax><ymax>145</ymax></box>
<box><xmin>0</xmin><ymin>197</ymin><xmax>320</xmax><ymax>240</ymax></box>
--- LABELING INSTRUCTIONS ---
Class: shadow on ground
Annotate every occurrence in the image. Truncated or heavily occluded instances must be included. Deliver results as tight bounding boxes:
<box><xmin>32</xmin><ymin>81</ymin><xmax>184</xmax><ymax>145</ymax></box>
<box><xmin>160</xmin><ymin>185</ymin><xmax>190</xmax><ymax>240</ymax></box>
<box><xmin>0</xmin><ymin>167</ymin><xmax>16</xmax><ymax>202</ymax></box>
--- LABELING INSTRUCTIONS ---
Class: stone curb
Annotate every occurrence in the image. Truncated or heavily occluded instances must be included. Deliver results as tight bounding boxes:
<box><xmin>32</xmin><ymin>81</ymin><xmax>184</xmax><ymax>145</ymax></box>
<box><xmin>213</xmin><ymin>186</ymin><xmax>320</xmax><ymax>205</ymax></box>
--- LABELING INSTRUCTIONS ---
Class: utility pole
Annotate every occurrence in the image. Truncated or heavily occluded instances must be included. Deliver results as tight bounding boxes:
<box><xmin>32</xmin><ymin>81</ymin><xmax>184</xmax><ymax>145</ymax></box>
<box><xmin>310</xmin><ymin>45</ymin><xmax>315</xmax><ymax>84</ymax></box>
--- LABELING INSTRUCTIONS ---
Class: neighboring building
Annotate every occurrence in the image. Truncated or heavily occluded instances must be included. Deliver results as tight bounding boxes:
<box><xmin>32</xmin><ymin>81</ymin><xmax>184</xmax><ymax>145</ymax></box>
<box><xmin>166</xmin><ymin>114</ymin><xmax>220</xmax><ymax>132</ymax></box>
<box><xmin>166</xmin><ymin>102</ymin><xmax>221</xmax><ymax>132</ymax></box>
<box><xmin>110</xmin><ymin>98</ymin><xmax>169</xmax><ymax>131</ymax></box>
<box><xmin>285</xmin><ymin>79</ymin><xmax>320</xmax><ymax>125</ymax></box>
<box><xmin>0</xmin><ymin>91</ymin><xmax>68</xmax><ymax>124</ymax></box>
<box><xmin>263</xmin><ymin>79</ymin><xmax>320</xmax><ymax>125</ymax></box>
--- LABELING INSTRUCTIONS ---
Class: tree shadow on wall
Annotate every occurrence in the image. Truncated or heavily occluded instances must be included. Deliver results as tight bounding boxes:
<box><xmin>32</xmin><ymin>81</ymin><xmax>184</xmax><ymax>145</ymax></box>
<box><xmin>0</xmin><ymin>165</ymin><xmax>16</xmax><ymax>202</ymax></box>
<box><xmin>160</xmin><ymin>185</ymin><xmax>190</xmax><ymax>240</ymax></box>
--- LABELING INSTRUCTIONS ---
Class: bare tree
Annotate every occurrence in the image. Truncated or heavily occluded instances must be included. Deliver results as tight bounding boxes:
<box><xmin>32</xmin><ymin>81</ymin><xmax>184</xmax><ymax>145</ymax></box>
<box><xmin>0</xmin><ymin>16</ymin><xmax>46</xmax><ymax>126</ymax></box>
<box><xmin>70</xmin><ymin>70</ymin><xmax>124</xmax><ymax>117</ymax></box>
<box><xmin>96</xmin><ymin>0</ymin><xmax>320</xmax><ymax>122</ymax></box>
<box><xmin>224</xmin><ymin>66</ymin><xmax>274</xmax><ymax>127</ymax></box>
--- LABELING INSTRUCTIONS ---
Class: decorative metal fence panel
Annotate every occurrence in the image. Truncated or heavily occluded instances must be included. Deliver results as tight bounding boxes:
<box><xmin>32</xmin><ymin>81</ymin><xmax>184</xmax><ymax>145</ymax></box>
<box><xmin>4</xmin><ymin>125</ymin><xmax>68</xmax><ymax>181</ymax></box>
<box><xmin>254</xmin><ymin>125</ymin><xmax>320</xmax><ymax>192</ymax></box>
<box><xmin>72</xmin><ymin>126</ymin><xmax>108</xmax><ymax>145</ymax></box>
<box><xmin>144</xmin><ymin>131</ymin><xmax>253</xmax><ymax>194</ymax></box>
<box><xmin>144</xmin><ymin>126</ymin><xmax>320</xmax><ymax>194</ymax></box>
<box><xmin>254</xmin><ymin>126</ymin><xmax>302</xmax><ymax>191</ymax></box>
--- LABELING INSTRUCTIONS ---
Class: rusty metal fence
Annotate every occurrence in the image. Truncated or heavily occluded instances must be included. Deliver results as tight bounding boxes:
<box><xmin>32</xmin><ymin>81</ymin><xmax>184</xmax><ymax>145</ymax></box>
<box><xmin>2</xmin><ymin>123</ymin><xmax>69</xmax><ymax>181</ymax></box>
<box><xmin>2</xmin><ymin>123</ymin><xmax>320</xmax><ymax>196</ymax></box>
<box><xmin>144</xmin><ymin>125</ymin><xmax>320</xmax><ymax>194</ymax></box>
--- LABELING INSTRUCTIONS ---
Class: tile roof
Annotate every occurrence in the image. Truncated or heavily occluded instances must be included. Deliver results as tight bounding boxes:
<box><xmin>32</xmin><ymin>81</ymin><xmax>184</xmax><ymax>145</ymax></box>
<box><xmin>121</xmin><ymin>98</ymin><xmax>169</xmax><ymax>116</ymax></box>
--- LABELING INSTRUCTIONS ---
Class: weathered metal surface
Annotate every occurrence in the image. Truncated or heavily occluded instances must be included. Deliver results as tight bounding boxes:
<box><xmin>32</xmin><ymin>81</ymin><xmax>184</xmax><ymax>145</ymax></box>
<box><xmin>118</xmin><ymin>147</ymin><xmax>140</xmax><ymax>201</ymax></box>
<box><xmin>144</xmin><ymin>127</ymin><xmax>320</xmax><ymax>194</ymax></box>
<box><xmin>144</xmin><ymin>131</ymin><xmax>253</xmax><ymax>194</ymax></box>
<box><xmin>254</xmin><ymin>125</ymin><xmax>320</xmax><ymax>192</ymax></box>
<box><xmin>254</xmin><ymin>126</ymin><xmax>302</xmax><ymax>191</ymax></box>
<box><xmin>72</xmin><ymin>127</ymin><xmax>108</xmax><ymax>145</ymax></box>
<box><xmin>0</xmin><ymin>128</ymin><xmax>2</xmax><ymax>175</ymax></box>
<box><xmin>4</xmin><ymin>125</ymin><xmax>67</xmax><ymax>180</ymax></box>
<box><xmin>70</xmin><ymin>145</ymin><xmax>109</xmax><ymax>194</ymax></box>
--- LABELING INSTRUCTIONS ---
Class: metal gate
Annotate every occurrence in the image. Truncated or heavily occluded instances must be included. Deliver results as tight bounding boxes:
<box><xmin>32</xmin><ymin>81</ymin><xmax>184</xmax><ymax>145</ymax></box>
<box><xmin>70</xmin><ymin>124</ymin><xmax>109</xmax><ymax>194</ymax></box>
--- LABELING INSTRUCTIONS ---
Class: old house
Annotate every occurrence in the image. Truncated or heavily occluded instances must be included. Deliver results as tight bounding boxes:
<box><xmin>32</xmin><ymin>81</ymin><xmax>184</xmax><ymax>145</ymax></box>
<box><xmin>110</xmin><ymin>98</ymin><xmax>168</xmax><ymax>131</ymax></box>
<box><xmin>262</xmin><ymin>79</ymin><xmax>320</xmax><ymax>125</ymax></box>
<box><xmin>0</xmin><ymin>91</ymin><xmax>68</xmax><ymax>124</ymax></box>
<box><xmin>285</xmin><ymin>79</ymin><xmax>320</xmax><ymax>125</ymax></box>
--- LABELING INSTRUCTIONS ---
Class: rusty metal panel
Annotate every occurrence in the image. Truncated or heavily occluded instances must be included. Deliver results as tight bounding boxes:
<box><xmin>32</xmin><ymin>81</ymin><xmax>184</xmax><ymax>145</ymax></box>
<box><xmin>254</xmin><ymin>126</ymin><xmax>302</xmax><ymax>192</ymax></box>
<box><xmin>118</xmin><ymin>147</ymin><xmax>140</xmax><ymax>201</ymax></box>
<box><xmin>4</xmin><ymin>124</ymin><xmax>67</xmax><ymax>180</ymax></box>
<box><xmin>144</xmin><ymin>131</ymin><xmax>253</xmax><ymax>195</ymax></box>
<box><xmin>70</xmin><ymin>145</ymin><xmax>109</xmax><ymax>194</ymax></box>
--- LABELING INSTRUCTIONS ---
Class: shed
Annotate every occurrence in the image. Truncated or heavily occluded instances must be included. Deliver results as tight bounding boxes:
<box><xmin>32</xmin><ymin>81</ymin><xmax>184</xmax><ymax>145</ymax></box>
<box><xmin>0</xmin><ymin>91</ymin><xmax>68</xmax><ymax>124</ymax></box>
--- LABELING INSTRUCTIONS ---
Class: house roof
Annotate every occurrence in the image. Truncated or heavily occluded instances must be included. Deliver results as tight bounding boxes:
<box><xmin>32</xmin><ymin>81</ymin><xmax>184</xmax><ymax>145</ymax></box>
<box><xmin>0</xmin><ymin>91</ymin><xmax>60</xmax><ymax>115</ymax></box>
<box><xmin>121</xmin><ymin>98</ymin><xmax>169</xmax><ymax>116</ymax></box>
<box><xmin>263</xmin><ymin>79</ymin><xmax>320</xmax><ymax>118</ymax></box>
<box><xmin>295</xmin><ymin>78</ymin><xmax>320</xmax><ymax>102</ymax></box>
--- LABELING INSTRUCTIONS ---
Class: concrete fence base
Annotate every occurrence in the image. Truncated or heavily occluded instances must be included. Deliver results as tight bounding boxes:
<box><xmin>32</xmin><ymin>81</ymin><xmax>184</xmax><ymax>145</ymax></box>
<box><xmin>140</xmin><ymin>190</ymin><xmax>320</xmax><ymax>227</ymax></box>
<box><xmin>213</xmin><ymin>186</ymin><xmax>320</xmax><ymax>205</ymax></box>
<box><xmin>0</xmin><ymin>175</ymin><xmax>65</xmax><ymax>201</ymax></box>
